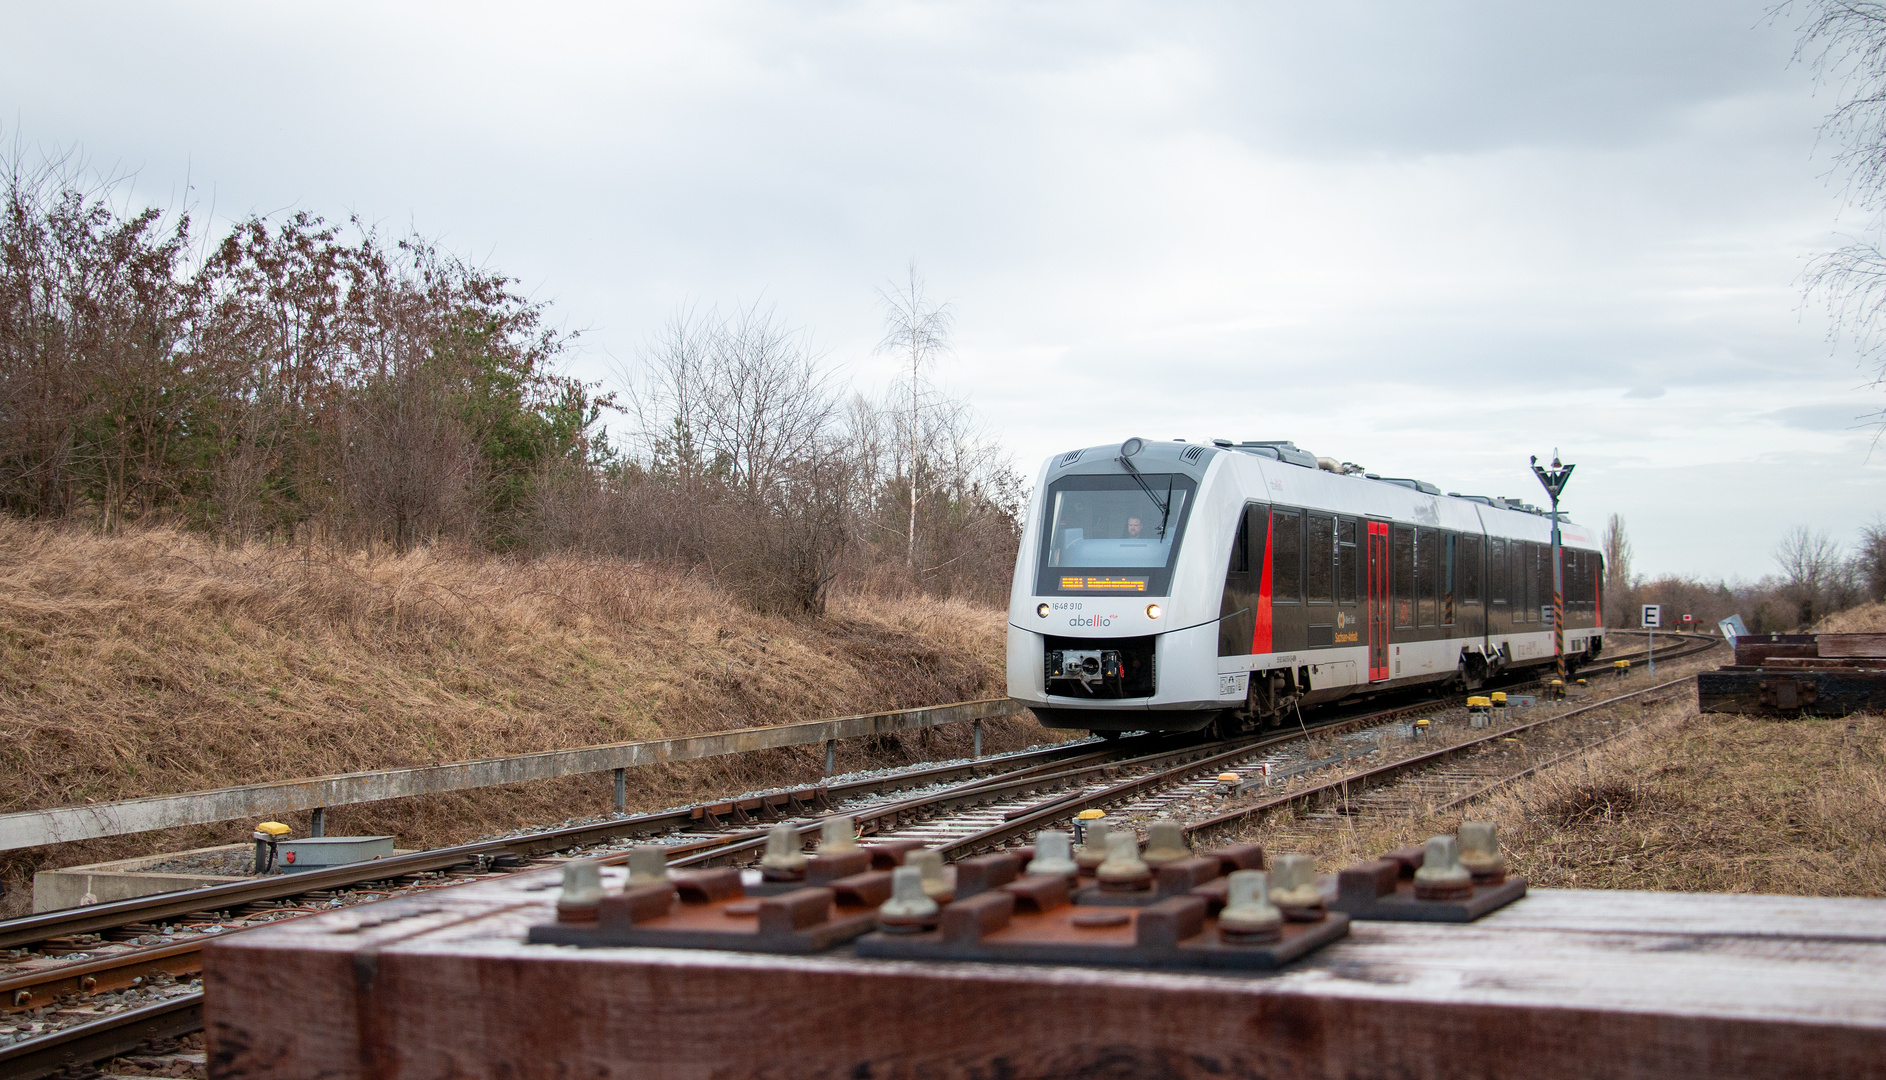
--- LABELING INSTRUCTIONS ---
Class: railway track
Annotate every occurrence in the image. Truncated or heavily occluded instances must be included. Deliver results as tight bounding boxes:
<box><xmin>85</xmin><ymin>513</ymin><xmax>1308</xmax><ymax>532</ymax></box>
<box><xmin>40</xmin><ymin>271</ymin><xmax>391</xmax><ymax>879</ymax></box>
<box><xmin>1187</xmin><ymin>634</ymin><xmax>1723</xmax><ymax>850</ymax></box>
<box><xmin>0</xmin><ymin>635</ymin><xmax>1706</xmax><ymax>1076</ymax></box>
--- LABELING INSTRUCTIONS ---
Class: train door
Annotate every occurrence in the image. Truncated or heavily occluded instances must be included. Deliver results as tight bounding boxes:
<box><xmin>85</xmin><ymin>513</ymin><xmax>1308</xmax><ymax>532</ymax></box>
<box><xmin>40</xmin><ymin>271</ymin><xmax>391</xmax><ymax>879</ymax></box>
<box><xmin>1367</xmin><ymin>521</ymin><xmax>1389</xmax><ymax>681</ymax></box>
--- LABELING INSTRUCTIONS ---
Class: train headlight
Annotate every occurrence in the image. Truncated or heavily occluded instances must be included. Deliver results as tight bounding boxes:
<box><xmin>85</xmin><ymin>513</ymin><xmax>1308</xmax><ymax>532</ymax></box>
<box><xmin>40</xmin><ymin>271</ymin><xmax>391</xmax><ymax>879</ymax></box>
<box><xmin>1037</xmin><ymin>603</ymin><xmax>1050</xmax><ymax>618</ymax></box>
<box><xmin>1146</xmin><ymin>604</ymin><xmax>1162</xmax><ymax>619</ymax></box>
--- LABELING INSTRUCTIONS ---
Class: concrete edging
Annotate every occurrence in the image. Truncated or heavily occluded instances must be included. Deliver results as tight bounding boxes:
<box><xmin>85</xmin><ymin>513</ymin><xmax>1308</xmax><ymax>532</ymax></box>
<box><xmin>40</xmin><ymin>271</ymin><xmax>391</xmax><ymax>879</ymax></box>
<box><xmin>1</xmin><ymin>697</ymin><xmax>1024</xmax><ymax>852</ymax></box>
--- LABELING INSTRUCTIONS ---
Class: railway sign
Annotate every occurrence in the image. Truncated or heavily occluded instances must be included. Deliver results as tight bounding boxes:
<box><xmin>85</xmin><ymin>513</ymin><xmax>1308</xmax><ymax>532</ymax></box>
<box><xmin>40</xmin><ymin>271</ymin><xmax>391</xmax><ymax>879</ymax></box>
<box><xmin>1641</xmin><ymin>604</ymin><xmax>1661</xmax><ymax>629</ymax></box>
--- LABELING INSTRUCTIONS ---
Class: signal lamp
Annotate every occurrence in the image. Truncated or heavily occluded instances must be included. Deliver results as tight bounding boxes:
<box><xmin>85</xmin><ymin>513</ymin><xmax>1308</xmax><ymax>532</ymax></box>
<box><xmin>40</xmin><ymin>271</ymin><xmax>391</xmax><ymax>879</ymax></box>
<box><xmin>1037</xmin><ymin>603</ymin><xmax>1050</xmax><ymax>618</ymax></box>
<box><xmin>1146</xmin><ymin>604</ymin><xmax>1162</xmax><ymax>619</ymax></box>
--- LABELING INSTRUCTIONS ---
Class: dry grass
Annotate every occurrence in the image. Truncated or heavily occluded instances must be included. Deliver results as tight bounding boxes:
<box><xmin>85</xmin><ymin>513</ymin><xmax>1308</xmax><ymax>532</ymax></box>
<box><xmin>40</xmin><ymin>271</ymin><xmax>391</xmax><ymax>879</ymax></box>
<box><xmin>1818</xmin><ymin>601</ymin><xmax>1886</xmax><ymax>633</ymax></box>
<box><xmin>1207</xmin><ymin>695</ymin><xmax>1886</xmax><ymax>898</ymax></box>
<box><xmin>0</xmin><ymin>520</ymin><xmax>1039</xmax><ymax>915</ymax></box>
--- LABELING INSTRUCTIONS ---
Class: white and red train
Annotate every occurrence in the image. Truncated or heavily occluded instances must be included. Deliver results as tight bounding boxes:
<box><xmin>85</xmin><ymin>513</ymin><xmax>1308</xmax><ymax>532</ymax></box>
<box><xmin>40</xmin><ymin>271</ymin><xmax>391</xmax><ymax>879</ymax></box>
<box><xmin>1006</xmin><ymin>438</ymin><xmax>1606</xmax><ymax>734</ymax></box>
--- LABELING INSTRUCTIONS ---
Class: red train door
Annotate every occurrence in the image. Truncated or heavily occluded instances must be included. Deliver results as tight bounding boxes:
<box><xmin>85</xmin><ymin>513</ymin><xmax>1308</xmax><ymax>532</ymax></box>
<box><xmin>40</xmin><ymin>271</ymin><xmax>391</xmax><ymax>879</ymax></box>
<box><xmin>1367</xmin><ymin>521</ymin><xmax>1390</xmax><ymax>681</ymax></box>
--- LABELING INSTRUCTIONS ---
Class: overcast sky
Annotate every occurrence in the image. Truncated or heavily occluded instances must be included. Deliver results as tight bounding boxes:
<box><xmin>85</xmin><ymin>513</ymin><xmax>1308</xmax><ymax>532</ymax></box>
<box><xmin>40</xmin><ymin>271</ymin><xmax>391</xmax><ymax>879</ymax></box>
<box><xmin>4</xmin><ymin>2</ymin><xmax>1880</xmax><ymax>582</ymax></box>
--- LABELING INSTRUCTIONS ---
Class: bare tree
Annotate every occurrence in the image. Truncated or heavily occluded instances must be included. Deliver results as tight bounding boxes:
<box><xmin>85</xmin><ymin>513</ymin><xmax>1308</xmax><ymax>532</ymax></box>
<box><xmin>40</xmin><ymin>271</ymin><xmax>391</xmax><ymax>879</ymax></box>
<box><xmin>1601</xmin><ymin>512</ymin><xmax>1633</xmax><ymax>618</ymax></box>
<box><xmin>875</xmin><ymin>263</ymin><xmax>953</xmax><ymax>568</ymax></box>
<box><xmin>1856</xmin><ymin>517</ymin><xmax>1886</xmax><ymax>600</ymax></box>
<box><xmin>1793</xmin><ymin>2</ymin><xmax>1886</xmax><ymax>426</ymax></box>
<box><xmin>1776</xmin><ymin>526</ymin><xmax>1845</xmax><ymax>627</ymax></box>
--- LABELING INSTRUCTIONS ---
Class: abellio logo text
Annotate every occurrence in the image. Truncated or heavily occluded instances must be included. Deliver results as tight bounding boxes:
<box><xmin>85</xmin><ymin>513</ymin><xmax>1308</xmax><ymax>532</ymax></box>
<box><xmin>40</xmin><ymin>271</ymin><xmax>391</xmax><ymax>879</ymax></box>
<box><xmin>1068</xmin><ymin>615</ymin><xmax>1114</xmax><ymax>628</ymax></box>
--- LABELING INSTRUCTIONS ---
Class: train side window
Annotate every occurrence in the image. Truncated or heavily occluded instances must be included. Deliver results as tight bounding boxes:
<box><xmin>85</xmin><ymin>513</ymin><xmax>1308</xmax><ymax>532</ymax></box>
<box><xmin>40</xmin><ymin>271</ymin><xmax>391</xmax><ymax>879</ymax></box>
<box><xmin>1417</xmin><ymin>528</ymin><xmax>1438</xmax><ymax>626</ymax></box>
<box><xmin>1459</xmin><ymin>534</ymin><xmax>1482</xmax><ymax>604</ymax></box>
<box><xmin>1392</xmin><ymin>524</ymin><xmax>1414</xmax><ymax>628</ymax></box>
<box><xmin>1228</xmin><ymin>510</ymin><xmax>1249</xmax><ymax>574</ymax></box>
<box><xmin>1523</xmin><ymin>543</ymin><xmax>1539</xmax><ymax>621</ymax></box>
<box><xmin>1489</xmin><ymin>537</ymin><xmax>1506</xmax><ymax>604</ymax></box>
<box><xmin>1307</xmin><ymin>515</ymin><xmax>1334</xmax><ymax>604</ymax></box>
<box><xmin>1337</xmin><ymin>517</ymin><xmax>1359</xmax><ymax>605</ymax></box>
<box><xmin>1441</xmin><ymin>533</ymin><xmax>1456</xmax><ymax>626</ymax></box>
<box><xmin>1531</xmin><ymin>542</ymin><xmax>1546</xmax><ymax>618</ymax></box>
<box><xmin>1273</xmin><ymin>509</ymin><xmax>1302</xmax><ymax>603</ymax></box>
<box><xmin>1501</xmin><ymin>535</ymin><xmax>1516</xmax><ymax>614</ymax></box>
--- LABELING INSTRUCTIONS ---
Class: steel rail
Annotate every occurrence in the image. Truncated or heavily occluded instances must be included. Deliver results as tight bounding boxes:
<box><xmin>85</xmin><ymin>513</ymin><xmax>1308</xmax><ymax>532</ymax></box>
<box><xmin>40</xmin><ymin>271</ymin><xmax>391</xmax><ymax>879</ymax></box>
<box><xmin>0</xmin><ymin>732</ymin><xmax>1146</xmax><ymax>950</ymax></box>
<box><xmin>923</xmin><ymin>692</ymin><xmax>1476</xmax><ymax>857</ymax></box>
<box><xmin>1183</xmin><ymin>666</ymin><xmax>1711</xmax><ymax>837</ymax></box>
<box><xmin>1</xmin><ymin>940</ymin><xmax>206</xmax><ymax>1013</ymax></box>
<box><xmin>0</xmin><ymin>993</ymin><xmax>201</xmax><ymax>1080</ymax></box>
<box><xmin>664</xmin><ymin>735</ymin><xmax>1262</xmax><ymax>869</ymax></box>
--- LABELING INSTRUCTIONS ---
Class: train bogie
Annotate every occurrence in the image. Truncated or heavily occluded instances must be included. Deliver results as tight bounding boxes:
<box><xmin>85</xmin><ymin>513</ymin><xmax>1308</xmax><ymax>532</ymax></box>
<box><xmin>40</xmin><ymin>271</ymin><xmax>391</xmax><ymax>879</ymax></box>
<box><xmin>1007</xmin><ymin>438</ymin><xmax>1605</xmax><ymax>734</ymax></box>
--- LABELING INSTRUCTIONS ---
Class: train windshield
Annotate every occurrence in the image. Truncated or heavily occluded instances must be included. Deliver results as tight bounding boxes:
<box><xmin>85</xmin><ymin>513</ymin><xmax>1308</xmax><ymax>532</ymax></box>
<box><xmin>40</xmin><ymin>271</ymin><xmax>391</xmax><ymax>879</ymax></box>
<box><xmin>1035</xmin><ymin>473</ymin><xmax>1197</xmax><ymax>596</ymax></box>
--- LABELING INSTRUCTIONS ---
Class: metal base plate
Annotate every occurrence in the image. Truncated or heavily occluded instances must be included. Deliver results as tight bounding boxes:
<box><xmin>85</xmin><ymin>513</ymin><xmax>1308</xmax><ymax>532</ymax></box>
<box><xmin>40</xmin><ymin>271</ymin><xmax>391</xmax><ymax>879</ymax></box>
<box><xmin>858</xmin><ymin>891</ymin><xmax>1349</xmax><ymax>971</ymax></box>
<box><xmin>1329</xmin><ymin>876</ymin><xmax>1527</xmax><ymax>922</ymax></box>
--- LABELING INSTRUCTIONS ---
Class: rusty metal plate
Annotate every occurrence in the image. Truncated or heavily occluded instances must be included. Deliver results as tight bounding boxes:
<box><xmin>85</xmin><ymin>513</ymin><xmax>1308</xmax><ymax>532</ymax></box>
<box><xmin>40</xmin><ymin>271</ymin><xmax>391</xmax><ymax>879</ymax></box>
<box><xmin>527</xmin><ymin>871</ymin><xmax>879</xmax><ymax>954</ymax></box>
<box><xmin>857</xmin><ymin>876</ymin><xmax>1347</xmax><ymax>971</ymax></box>
<box><xmin>1324</xmin><ymin>857</ymin><xmax>1527</xmax><ymax>922</ymax></box>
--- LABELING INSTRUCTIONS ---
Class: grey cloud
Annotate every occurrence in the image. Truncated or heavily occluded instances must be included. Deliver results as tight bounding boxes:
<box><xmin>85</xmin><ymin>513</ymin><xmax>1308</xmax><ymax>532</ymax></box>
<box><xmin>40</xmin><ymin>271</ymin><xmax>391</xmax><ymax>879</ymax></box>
<box><xmin>1765</xmin><ymin>402</ymin><xmax>1878</xmax><ymax>431</ymax></box>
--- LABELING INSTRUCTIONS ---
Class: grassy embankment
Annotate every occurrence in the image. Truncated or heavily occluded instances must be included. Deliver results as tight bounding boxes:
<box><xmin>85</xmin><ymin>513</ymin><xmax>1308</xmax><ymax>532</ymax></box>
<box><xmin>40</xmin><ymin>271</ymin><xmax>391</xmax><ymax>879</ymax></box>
<box><xmin>0</xmin><ymin>520</ymin><xmax>1034</xmax><ymax>916</ymax></box>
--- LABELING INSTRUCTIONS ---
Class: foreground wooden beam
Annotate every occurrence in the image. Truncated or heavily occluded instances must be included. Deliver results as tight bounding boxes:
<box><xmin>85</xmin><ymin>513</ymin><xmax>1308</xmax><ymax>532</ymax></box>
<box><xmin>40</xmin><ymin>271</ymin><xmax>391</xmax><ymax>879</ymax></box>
<box><xmin>203</xmin><ymin>870</ymin><xmax>1886</xmax><ymax>1079</ymax></box>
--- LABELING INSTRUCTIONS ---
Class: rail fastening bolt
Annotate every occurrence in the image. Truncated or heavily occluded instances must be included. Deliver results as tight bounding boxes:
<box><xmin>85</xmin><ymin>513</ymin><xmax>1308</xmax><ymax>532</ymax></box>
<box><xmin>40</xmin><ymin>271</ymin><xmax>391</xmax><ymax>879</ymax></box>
<box><xmin>818</xmin><ymin>815</ymin><xmax>859</xmax><ymax>855</ymax></box>
<box><xmin>1217</xmin><ymin>869</ymin><xmax>1284</xmax><ymax>943</ymax></box>
<box><xmin>1457</xmin><ymin>821</ymin><xmax>1507</xmax><ymax>885</ymax></box>
<box><xmin>760</xmin><ymin>824</ymin><xmax>809</xmax><ymax>881</ymax></box>
<box><xmin>877</xmin><ymin>866</ymin><xmax>939</xmax><ymax>933</ymax></box>
<box><xmin>1141</xmin><ymin>818</ymin><xmax>1191</xmax><ymax>867</ymax></box>
<box><xmin>1413</xmin><ymin>834</ymin><xmax>1474</xmax><ymax>901</ymax></box>
<box><xmin>557</xmin><ymin>860</ymin><xmax>604</xmax><ymax>923</ymax></box>
<box><xmin>1096</xmin><ymin>830</ymin><xmax>1152</xmax><ymax>891</ymax></box>
<box><xmin>1074</xmin><ymin>820</ymin><xmax>1113</xmax><ymax>872</ymax></box>
<box><xmin>1026</xmin><ymin>830</ymin><xmax>1080</xmax><ymax>879</ymax></box>
<box><xmin>904</xmin><ymin>848</ymin><xmax>952</xmax><ymax>901</ymax></box>
<box><xmin>1267</xmin><ymin>854</ymin><xmax>1325</xmax><ymax>920</ymax></box>
<box><xmin>625</xmin><ymin>846</ymin><xmax>670</xmax><ymax>886</ymax></box>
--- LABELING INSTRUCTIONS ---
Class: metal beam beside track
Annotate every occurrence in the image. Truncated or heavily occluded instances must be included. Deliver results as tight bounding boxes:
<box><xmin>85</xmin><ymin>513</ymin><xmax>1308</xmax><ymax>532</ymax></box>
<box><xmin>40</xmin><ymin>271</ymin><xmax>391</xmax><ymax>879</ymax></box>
<box><xmin>0</xmin><ymin>697</ymin><xmax>1025</xmax><ymax>852</ymax></box>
